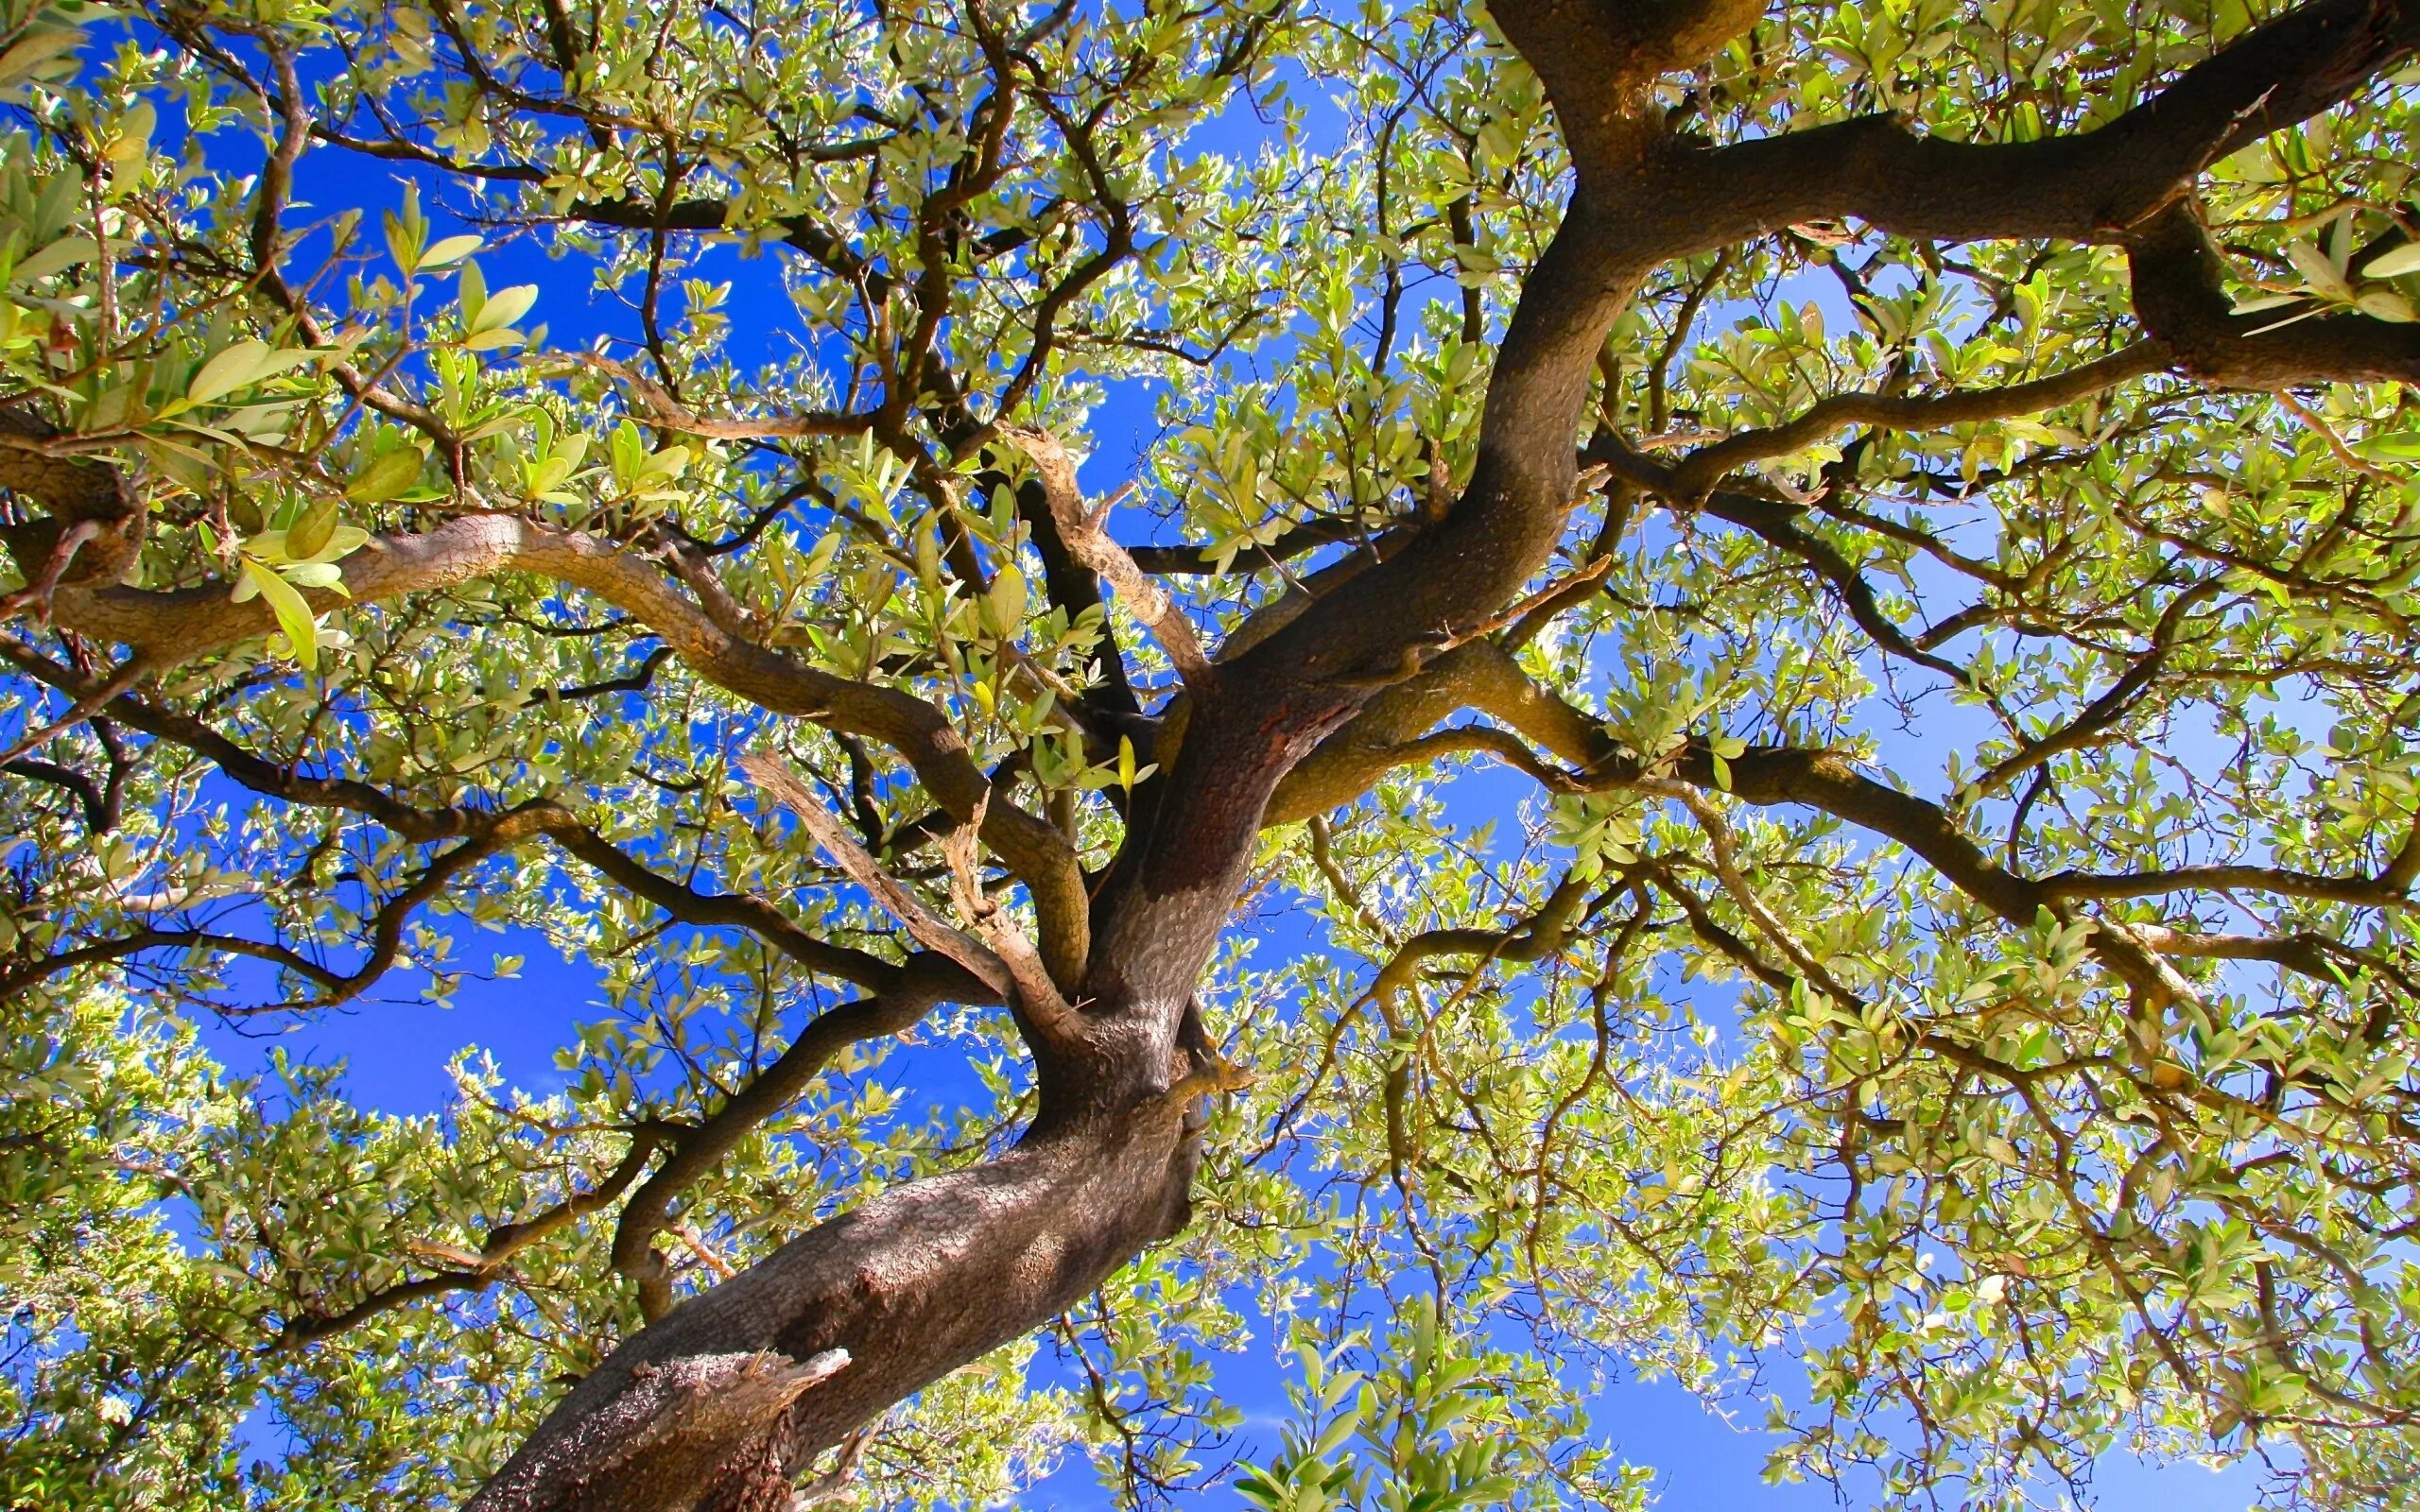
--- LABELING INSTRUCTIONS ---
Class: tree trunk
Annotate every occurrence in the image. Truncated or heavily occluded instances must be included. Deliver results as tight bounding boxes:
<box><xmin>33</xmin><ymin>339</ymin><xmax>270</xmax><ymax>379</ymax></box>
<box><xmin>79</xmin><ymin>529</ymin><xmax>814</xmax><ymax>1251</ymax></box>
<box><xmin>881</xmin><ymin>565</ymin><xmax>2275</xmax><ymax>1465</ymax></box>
<box><xmin>466</xmin><ymin>1096</ymin><xmax>1203</xmax><ymax>1512</ymax></box>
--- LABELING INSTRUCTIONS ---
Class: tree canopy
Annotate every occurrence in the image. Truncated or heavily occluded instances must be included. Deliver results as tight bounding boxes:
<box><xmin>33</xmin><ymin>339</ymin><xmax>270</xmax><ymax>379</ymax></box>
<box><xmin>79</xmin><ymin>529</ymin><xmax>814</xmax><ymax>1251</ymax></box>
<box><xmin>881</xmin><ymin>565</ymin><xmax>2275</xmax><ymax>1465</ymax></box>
<box><xmin>7</xmin><ymin>0</ymin><xmax>2420</xmax><ymax>1506</ymax></box>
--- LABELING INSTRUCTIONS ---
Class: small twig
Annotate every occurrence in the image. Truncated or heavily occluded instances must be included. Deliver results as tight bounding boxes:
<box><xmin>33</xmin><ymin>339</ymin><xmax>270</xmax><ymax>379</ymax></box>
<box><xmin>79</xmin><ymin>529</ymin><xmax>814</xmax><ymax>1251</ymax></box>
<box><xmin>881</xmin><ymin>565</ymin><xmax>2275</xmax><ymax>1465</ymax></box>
<box><xmin>2272</xmin><ymin>389</ymin><xmax>2400</xmax><ymax>487</ymax></box>
<box><xmin>794</xmin><ymin>1419</ymin><xmax>880</xmax><ymax>1508</ymax></box>
<box><xmin>672</xmin><ymin>1223</ymin><xmax>736</xmax><ymax>1280</ymax></box>
<box><xmin>0</xmin><ymin>644</ymin><xmax>151</xmax><ymax>765</ymax></box>
<box><xmin>1431</xmin><ymin>552</ymin><xmax>1613</xmax><ymax>653</ymax></box>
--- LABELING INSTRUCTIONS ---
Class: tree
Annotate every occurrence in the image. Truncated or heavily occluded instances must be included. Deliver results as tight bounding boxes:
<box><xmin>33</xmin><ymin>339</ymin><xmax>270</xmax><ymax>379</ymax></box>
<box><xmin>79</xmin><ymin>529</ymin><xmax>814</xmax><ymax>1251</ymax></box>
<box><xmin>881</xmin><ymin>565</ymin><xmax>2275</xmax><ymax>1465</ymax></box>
<box><xmin>6</xmin><ymin>0</ymin><xmax>2420</xmax><ymax>1504</ymax></box>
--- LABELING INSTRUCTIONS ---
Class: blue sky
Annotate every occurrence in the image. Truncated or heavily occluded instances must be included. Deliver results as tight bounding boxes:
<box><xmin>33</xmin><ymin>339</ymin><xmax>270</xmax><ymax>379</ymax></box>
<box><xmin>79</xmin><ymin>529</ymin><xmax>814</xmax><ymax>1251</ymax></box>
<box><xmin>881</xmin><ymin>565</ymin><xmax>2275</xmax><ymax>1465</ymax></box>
<box><xmin>128</xmin><ymin>27</ymin><xmax>2293</xmax><ymax>1511</ymax></box>
<box><xmin>183</xmin><ymin>871</ymin><xmax>2262</xmax><ymax>1511</ymax></box>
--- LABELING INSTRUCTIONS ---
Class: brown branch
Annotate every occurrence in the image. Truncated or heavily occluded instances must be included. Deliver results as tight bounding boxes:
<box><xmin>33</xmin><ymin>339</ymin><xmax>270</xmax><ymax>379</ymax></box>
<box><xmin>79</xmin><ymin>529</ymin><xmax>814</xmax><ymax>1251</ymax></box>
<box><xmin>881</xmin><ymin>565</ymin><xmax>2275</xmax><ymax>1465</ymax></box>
<box><xmin>0</xmin><ymin>926</ymin><xmax>347</xmax><ymax>1004</ymax></box>
<box><xmin>608</xmin><ymin>955</ymin><xmax>969</xmax><ymax>1320</ymax></box>
<box><xmin>1124</xmin><ymin>517</ymin><xmax>1361</xmax><ymax>576</ymax></box>
<box><xmin>6</xmin><ymin>645</ymin><xmax>931</xmax><ymax>998</ymax></box>
<box><xmin>545</xmin><ymin>821</ymin><xmax>909</xmax><ymax>991</ymax></box>
<box><xmin>1276</xmin><ymin>644</ymin><xmax>2413</xmax><ymax>1005</ymax></box>
<box><xmin>231</xmin><ymin>804</ymin><xmax>565</xmax><ymax>1013</ymax></box>
<box><xmin>1664</xmin><ymin>343</ymin><xmax>2168</xmax><ymax>499</ymax></box>
<box><xmin>1960</xmin><ymin>576</ymin><xmax>2226</xmax><ymax>802</ymax></box>
<box><xmin>737</xmin><ymin>752</ymin><xmax>1078</xmax><ymax>1044</ymax></box>
<box><xmin>1269</xmin><ymin>641</ymin><xmax>1604</xmax><ymax>824</ymax></box>
<box><xmin>1631</xmin><ymin>775</ymin><xmax>1862</xmax><ymax>1005</ymax></box>
<box><xmin>1357</xmin><ymin>868</ymin><xmax>1595</xmax><ymax>1009</ymax></box>
<box><xmin>2</xmin><ymin>753</ymin><xmax>108</xmax><ymax>832</ymax></box>
<box><xmin>580</xmin><ymin>353</ymin><xmax>876</xmax><ymax>440</ymax></box>
<box><xmin>44</xmin><ymin>512</ymin><xmax>1091</xmax><ymax>979</ymax></box>
<box><xmin>1003</xmin><ymin>431</ymin><xmax>1211</xmax><ymax>683</ymax></box>
<box><xmin>550</xmin><ymin>644</ymin><xmax>674</xmax><ymax>702</ymax></box>
<box><xmin>2125</xmin><ymin>200</ymin><xmax>2420</xmax><ymax>387</ymax></box>
<box><xmin>1667</xmin><ymin>0</ymin><xmax>2420</xmax><ymax>250</ymax></box>
<box><xmin>940</xmin><ymin>792</ymin><xmax>1080</xmax><ymax>1038</ymax></box>
<box><xmin>737</xmin><ymin>750</ymin><xmax>1013</xmax><ymax>991</ymax></box>
<box><xmin>275</xmin><ymin>1124</ymin><xmax>676</xmax><ymax>1349</ymax></box>
<box><xmin>2040</xmin><ymin>866</ymin><xmax>2412</xmax><ymax>909</ymax></box>
<box><xmin>1491</xmin><ymin>0</ymin><xmax>1765</xmax><ymax>175</ymax></box>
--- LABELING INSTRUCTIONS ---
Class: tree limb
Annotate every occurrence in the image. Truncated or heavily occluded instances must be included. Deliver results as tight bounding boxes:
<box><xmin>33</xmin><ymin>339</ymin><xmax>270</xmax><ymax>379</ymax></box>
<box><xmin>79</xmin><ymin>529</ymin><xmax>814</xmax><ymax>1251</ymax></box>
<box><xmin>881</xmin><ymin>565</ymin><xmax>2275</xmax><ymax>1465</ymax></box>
<box><xmin>43</xmin><ymin>512</ymin><xmax>1092</xmax><ymax>980</ymax></box>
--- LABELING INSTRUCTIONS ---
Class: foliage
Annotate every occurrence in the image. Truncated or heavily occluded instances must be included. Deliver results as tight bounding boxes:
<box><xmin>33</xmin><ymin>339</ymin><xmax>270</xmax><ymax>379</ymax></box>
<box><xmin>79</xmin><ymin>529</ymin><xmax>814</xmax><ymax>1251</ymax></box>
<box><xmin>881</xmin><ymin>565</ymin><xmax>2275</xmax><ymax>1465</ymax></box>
<box><xmin>2</xmin><ymin>0</ymin><xmax>2419</xmax><ymax>1507</ymax></box>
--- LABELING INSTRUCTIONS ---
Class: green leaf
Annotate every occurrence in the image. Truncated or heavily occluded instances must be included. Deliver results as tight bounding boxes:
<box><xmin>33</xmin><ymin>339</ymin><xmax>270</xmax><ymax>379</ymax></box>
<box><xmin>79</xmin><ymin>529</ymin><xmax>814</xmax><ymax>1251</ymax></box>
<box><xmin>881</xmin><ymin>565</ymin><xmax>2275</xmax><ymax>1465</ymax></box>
<box><xmin>420</xmin><ymin>233</ymin><xmax>483</xmax><ymax>268</ymax></box>
<box><xmin>11</xmin><ymin>234</ymin><xmax>96</xmax><ymax>284</ymax></box>
<box><xmin>985</xmin><ymin>563</ymin><xmax>1028</xmax><ymax>633</ymax></box>
<box><xmin>2356</xmin><ymin>431</ymin><xmax>2420</xmax><ymax>460</ymax></box>
<box><xmin>458</xmin><ymin>259</ymin><xmax>488</xmax><ymax>325</ymax></box>
<box><xmin>31</xmin><ymin>165</ymin><xmax>81</xmax><ymax>242</ymax></box>
<box><xmin>383</xmin><ymin>182</ymin><xmax>426</xmax><ymax>272</ymax></box>
<box><xmin>2226</xmin><ymin>290</ymin><xmax>2304</xmax><ymax>316</ymax></box>
<box><xmin>346</xmin><ymin>448</ymin><xmax>424</xmax><ymax>503</ymax></box>
<box><xmin>2356</xmin><ymin>287</ymin><xmax>2415</xmax><ymax>322</ymax></box>
<box><xmin>241</xmin><ymin>558</ymin><xmax>320</xmax><ymax>671</ymax></box>
<box><xmin>105</xmin><ymin>100</ymin><xmax>154</xmax><ymax>163</ymax></box>
<box><xmin>0</xmin><ymin>26</ymin><xmax>82</xmax><ymax>86</ymax></box>
<box><xmin>281</xmin><ymin>561</ymin><xmax>345</xmax><ymax>590</ymax></box>
<box><xmin>2284</xmin><ymin>237</ymin><xmax>2354</xmax><ymax>301</ymax></box>
<box><xmin>286</xmin><ymin>497</ymin><xmax>339</xmax><ymax>562</ymax></box>
<box><xmin>2364</xmin><ymin>241</ymin><xmax>2420</xmax><ymax>280</ymax></box>
<box><xmin>470</xmin><ymin>283</ymin><xmax>539</xmax><ymax>335</ymax></box>
<box><xmin>186</xmin><ymin>340</ymin><xmax>273</xmax><ymax>405</ymax></box>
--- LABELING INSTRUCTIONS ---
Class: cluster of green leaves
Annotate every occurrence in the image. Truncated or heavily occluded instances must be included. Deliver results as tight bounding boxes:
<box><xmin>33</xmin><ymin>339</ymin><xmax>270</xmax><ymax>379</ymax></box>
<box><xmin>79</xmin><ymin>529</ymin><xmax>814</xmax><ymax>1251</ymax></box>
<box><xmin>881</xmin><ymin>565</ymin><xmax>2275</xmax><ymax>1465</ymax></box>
<box><xmin>1233</xmin><ymin>1303</ymin><xmax>1613</xmax><ymax>1512</ymax></box>
<box><xmin>5</xmin><ymin>0</ymin><xmax>2420</xmax><ymax>1507</ymax></box>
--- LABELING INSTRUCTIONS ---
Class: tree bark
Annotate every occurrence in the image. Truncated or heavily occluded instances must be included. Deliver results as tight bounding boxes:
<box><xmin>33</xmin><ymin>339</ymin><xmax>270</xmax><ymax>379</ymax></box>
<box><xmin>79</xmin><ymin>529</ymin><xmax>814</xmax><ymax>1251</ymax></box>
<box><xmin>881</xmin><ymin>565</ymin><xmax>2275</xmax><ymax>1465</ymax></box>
<box><xmin>466</xmin><ymin>1094</ymin><xmax>1204</xmax><ymax>1512</ymax></box>
<box><xmin>17</xmin><ymin>3</ymin><xmax>2413</xmax><ymax>1506</ymax></box>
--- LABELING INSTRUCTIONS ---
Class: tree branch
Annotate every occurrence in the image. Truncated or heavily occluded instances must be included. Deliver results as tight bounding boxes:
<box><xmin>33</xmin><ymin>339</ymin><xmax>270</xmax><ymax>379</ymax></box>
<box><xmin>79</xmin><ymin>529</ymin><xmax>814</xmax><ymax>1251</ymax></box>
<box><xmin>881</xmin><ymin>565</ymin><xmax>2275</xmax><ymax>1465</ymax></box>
<box><xmin>274</xmin><ymin>1123</ymin><xmax>677</xmax><ymax>1349</ymax></box>
<box><xmin>44</xmin><ymin>512</ymin><xmax>1092</xmax><ymax>979</ymax></box>
<box><xmin>1003</xmin><ymin>431</ymin><xmax>1211</xmax><ymax>684</ymax></box>
<box><xmin>1664</xmin><ymin>343</ymin><xmax>2168</xmax><ymax>499</ymax></box>
<box><xmin>609</xmin><ymin>954</ymin><xmax>971</xmax><ymax>1321</ymax></box>
<box><xmin>1669</xmin><ymin>0</ymin><xmax>2420</xmax><ymax>249</ymax></box>
<box><xmin>2125</xmin><ymin>200</ymin><xmax>2420</xmax><ymax>387</ymax></box>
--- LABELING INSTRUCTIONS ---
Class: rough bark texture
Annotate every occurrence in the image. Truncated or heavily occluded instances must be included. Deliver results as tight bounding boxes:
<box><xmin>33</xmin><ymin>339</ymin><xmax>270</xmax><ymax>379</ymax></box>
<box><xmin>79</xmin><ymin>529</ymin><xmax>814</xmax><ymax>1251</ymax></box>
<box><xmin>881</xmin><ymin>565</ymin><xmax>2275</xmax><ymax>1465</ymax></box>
<box><xmin>445</xmin><ymin>0</ymin><xmax>2420</xmax><ymax>1488</ymax></box>
<box><xmin>468</xmin><ymin>1102</ymin><xmax>1204</xmax><ymax>1512</ymax></box>
<box><xmin>15</xmin><ymin>1</ymin><xmax>2420</xmax><ymax>1506</ymax></box>
<box><xmin>0</xmin><ymin>408</ymin><xmax>144</xmax><ymax>591</ymax></box>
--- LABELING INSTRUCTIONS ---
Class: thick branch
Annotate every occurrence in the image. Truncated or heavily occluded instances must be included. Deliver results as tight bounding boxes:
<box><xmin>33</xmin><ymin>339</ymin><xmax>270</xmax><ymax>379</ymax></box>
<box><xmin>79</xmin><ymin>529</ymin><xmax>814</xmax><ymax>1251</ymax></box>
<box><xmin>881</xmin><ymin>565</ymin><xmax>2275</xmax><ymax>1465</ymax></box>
<box><xmin>44</xmin><ymin>513</ymin><xmax>1091</xmax><ymax>981</ymax></box>
<box><xmin>1489</xmin><ymin>0</ymin><xmax>1764</xmax><ymax>175</ymax></box>
<box><xmin>1671</xmin><ymin>0</ymin><xmax>2420</xmax><ymax>249</ymax></box>
<box><xmin>2125</xmin><ymin>201</ymin><xmax>2420</xmax><ymax>387</ymax></box>
<box><xmin>1357</xmin><ymin>868</ymin><xmax>1595</xmax><ymax>1007</ymax></box>
<box><xmin>469</xmin><ymin>1110</ymin><xmax>1202</xmax><ymax>1512</ymax></box>
<box><xmin>737</xmin><ymin>751</ymin><xmax>1032</xmax><ymax>1005</ymax></box>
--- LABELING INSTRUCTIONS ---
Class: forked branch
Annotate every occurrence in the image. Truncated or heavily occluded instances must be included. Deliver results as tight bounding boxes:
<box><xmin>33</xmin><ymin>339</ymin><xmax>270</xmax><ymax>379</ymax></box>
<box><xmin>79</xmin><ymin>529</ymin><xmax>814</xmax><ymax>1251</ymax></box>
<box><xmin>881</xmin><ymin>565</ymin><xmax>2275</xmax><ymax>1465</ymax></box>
<box><xmin>738</xmin><ymin>750</ymin><xmax>1081</xmax><ymax>1049</ymax></box>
